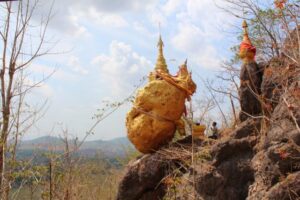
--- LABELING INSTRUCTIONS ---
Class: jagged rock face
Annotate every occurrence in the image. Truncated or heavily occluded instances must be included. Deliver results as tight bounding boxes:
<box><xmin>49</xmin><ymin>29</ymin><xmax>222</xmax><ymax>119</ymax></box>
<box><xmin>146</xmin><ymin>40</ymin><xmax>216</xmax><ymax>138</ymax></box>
<box><xmin>265</xmin><ymin>82</ymin><xmax>300</xmax><ymax>145</ymax></box>
<box><xmin>118</xmin><ymin>96</ymin><xmax>300</xmax><ymax>200</ymax></box>
<box><xmin>261</xmin><ymin>58</ymin><xmax>298</xmax><ymax>116</ymax></box>
<box><xmin>265</xmin><ymin>172</ymin><xmax>300</xmax><ymax>199</ymax></box>
<box><xmin>247</xmin><ymin>81</ymin><xmax>300</xmax><ymax>200</ymax></box>
<box><xmin>116</xmin><ymin>154</ymin><xmax>168</xmax><ymax>200</ymax></box>
<box><xmin>239</xmin><ymin>61</ymin><xmax>263</xmax><ymax>122</ymax></box>
<box><xmin>195</xmin><ymin>119</ymin><xmax>259</xmax><ymax>200</ymax></box>
<box><xmin>118</xmin><ymin>77</ymin><xmax>299</xmax><ymax>200</ymax></box>
<box><xmin>117</xmin><ymin>120</ymin><xmax>259</xmax><ymax>200</ymax></box>
<box><xmin>116</xmin><ymin>137</ymin><xmax>195</xmax><ymax>200</ymax></box>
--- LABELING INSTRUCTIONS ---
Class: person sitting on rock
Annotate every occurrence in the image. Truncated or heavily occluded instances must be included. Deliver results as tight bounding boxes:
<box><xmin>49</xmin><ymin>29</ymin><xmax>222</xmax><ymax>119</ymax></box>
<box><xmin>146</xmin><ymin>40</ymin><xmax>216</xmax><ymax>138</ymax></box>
<box><xmin>208</xmin><ymin>122</ymin><xmax>218</xmax><ymax>139</ymax></box>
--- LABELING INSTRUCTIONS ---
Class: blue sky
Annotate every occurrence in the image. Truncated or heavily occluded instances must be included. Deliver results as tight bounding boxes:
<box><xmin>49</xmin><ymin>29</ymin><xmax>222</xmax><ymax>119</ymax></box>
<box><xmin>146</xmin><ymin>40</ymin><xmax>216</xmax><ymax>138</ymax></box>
<box><xmin>19</xmin><ymin>0</ymin><xmax>242</xmax><ymax>140</ymax></box>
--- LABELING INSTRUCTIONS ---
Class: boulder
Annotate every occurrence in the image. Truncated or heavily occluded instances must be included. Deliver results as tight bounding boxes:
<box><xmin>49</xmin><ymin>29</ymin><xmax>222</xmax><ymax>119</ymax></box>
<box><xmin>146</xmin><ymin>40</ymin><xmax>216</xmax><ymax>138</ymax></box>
<box><xmin>126</xmin><ymin>63</ymin><xmax>196</xmax><ymax>153</ymax></box>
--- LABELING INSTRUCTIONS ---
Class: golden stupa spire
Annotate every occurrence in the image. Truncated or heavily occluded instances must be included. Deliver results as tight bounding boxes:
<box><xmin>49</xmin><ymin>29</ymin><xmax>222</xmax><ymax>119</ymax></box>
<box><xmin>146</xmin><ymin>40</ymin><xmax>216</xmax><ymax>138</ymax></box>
<box><xmin>184</xmin><ymin>58</ymin><xmax>187</xmax><ymax>66</ymax></box>
<box><xmin>155</xmin><ymin>35</ymin><xmax>169</xmax><ymax>73</ymax></box>
<box><xmin>239</xmin><ymin>20</ymin><xmax>256</xmax><ymax>62</ymax></box>
<box><xmin>242</xmin><ymin>20</ymin><xmax>252</xmax><ymax>45</ymax></box>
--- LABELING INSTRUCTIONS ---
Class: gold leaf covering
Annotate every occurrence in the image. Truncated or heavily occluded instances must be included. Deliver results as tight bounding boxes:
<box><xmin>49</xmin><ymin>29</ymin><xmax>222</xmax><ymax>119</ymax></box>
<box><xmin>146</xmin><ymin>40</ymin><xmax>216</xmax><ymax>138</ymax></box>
<box><xmin>126</xmin><ymin>36</ymin><xmax>197</xmax><ymax>153</ymax></box>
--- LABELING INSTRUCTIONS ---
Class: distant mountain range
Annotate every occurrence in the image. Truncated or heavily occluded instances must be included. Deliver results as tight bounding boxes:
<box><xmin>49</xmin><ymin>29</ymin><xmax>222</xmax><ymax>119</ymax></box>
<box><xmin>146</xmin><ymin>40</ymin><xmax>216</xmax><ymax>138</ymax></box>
<box><xmin>17</xmin><ymin>136</ymin><xmax>135</xmax><ymax>159</ymax></box>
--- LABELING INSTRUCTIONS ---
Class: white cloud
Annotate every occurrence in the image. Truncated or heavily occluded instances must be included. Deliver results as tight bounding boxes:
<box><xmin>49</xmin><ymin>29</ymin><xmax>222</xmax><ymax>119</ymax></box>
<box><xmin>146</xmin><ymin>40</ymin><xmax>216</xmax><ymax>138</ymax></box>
<box><xmin>171</xmin><ymin>22</ymin><xmax>221</xmax><ymax>69</ymax></box>
<box><xmin>133</xmin><ymin>22</ymin><xmax>156</xmax><ymax>38</ymax></box>
<box><xmin>34</xmin><ymin>0</ymin><xmax>160</xmax><ymax>35</ymax></box>
<box><xmin>71</xmin><ymin>0</ymin><xmax>158</xmax><ymax>13</ymax></box>
<box><xmin>171</xmin><ymin>23</ymin><xmax>205</xmax><ymax>52</ymax></box>
<box><xmin>31</xmin><ymin>0</ymin><xmax>130</xmax><ymax>36</ymax></box>
<box><xmin>86</xmin><ymin>7</ymin><xmax>128</xmax><ymax>28</ymax></box>
<box><xmin>57</xmin><ymin>6</ymin><xmax>128</xmax><ymax>35</ymax></box>
<box><xmin>170</xmin><ymin>0</ymin><xmax>234</xmax><ymax>69</ymax></box>
<box><xmin>23</xmin><ymin>77</ymin><xmax>54</xmax><ymax>98</ymax></box>
<box><xmin>179</xmin><ymin>0</ymin><xmax>233</xmax><ymax>39</ymax></box>
<box><xmin>30</xmin><ymin>64</ymin><xmax>78</xmax><ymax>81</ymax></box>
<box><xmin>67</xmin><ymin>56</ymin><xmax>89</xmax><ymax>75</ymax></box>
<box><xmin>91</xmin><ymin>40</ymin><xmax>152</xmax><ymax>97</ymax></box>
<box><xmin>148</xmin><ymin>10</ymin><xmax>167</xmax><ymax>27</ymax></box>
<box><xmin>29</xmin><ymin>64</ymin><xmax>55</xmax><ymax>76</ymax></box>
<box><xmin>194</xmin><ymin>45</ymin><xmax>221</xmax><ymax>69</ymax></box>
<box><xmin>37</xmin><ymin>83</ymin><xmax>54</xmax><ymax>98</ymax></box>
<box><xmin>68</xmin><ymin>12</ymin><xmax>90</xmax><ymax>38</ymax></box>
<box><xmin>162</xmin><ymin>0</ymin><xmax>183</xmax><ymax>16</ymax></box>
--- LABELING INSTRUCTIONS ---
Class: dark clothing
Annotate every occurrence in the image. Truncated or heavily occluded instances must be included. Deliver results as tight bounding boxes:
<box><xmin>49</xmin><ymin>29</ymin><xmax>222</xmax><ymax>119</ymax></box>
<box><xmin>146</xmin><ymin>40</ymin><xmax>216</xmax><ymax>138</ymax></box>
<box><xmin>208</xmin><ymin>135</ymin><xmax>218</xmax><ymax>140</ymax></box>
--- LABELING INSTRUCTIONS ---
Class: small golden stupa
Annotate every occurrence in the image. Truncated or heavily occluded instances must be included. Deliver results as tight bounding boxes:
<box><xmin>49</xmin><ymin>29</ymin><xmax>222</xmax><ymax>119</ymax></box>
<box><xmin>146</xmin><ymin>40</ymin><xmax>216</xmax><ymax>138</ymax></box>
<box><xmin>239</xmin><ymin>20</ymin><xmax>256</xmax><ymax>63</ymax></box>
<box><xmin>126</xmin><ymin>35</ymin><xmax>197</xmax><ymax>153</ymax></box>
<box><xmin>155</xmin><ymin>35</ymin><xmax>169</xmax><ymax>73</ymax></box>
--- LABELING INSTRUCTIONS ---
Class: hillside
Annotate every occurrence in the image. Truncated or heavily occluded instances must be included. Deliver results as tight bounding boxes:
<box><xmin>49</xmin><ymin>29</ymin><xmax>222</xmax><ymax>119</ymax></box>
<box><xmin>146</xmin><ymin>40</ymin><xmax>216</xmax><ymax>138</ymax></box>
<box><xmin>17</xmin><ymin>136</ymin><xmax>134</xmax><ymax>159</ymax></box>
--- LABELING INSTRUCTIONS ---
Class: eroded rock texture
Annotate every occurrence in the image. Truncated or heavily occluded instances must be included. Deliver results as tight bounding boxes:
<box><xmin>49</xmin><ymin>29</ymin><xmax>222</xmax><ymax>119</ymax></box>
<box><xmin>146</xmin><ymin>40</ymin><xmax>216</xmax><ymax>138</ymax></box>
<box><xmin>118</xmin><ymin>120</ymin><xmax>260</xmax><ymax>200</ymax></box>
<box><xmin>248</xmin><ymin>81</ymin><xmax>300</xmax><ymax>200</ymax></box>
<box><xmin>239</xmin><ymin>61</ymin><xmax>263</xmax><ymax>122</ymax></box>
<box><xmin>116</xmin><ymin>154</ymin><xmax>168</xmax><ymax>200</ymax></box>
<box><xmin>117</xmin><ymin>137</ymin><xmax>196</xmax><ymax>200</ymax></box>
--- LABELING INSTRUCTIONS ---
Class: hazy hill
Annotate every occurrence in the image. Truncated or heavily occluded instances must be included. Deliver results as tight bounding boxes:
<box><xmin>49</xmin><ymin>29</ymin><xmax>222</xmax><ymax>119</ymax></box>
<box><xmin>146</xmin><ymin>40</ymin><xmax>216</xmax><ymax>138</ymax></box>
<box><xmin>17</xmin><ymin>136</ymin><xmax>134</xmax><ymax>159</ymax></box>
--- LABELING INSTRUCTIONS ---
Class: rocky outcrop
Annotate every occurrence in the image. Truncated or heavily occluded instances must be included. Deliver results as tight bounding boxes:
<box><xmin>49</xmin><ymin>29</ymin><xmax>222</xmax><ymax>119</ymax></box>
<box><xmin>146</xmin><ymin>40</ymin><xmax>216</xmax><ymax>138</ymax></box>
<box><xmin>117</xmin><ymin>137</ymin><xmax>195</xmax><ymax>200</ymax></box>
<box><xmin>117</xmin><ymin>28</ymin><xmax>300</xmax><ymax>200</ymax></box>
<box><xmin>117</xmin><ymin>119</ymin><xmax>260</xmax><ymax>200</ymax></box>
<box><xmin>117</xmin><ymin>64</ymin><xmax>300</xmax><ymax>200</ymax></box>
<box><xmin>194</xmin><ymin>119</ymin><xmax>258</xmax><ymax>200</ymax></box>
<box><xmin>239</xmin><ymin>61</ymin><xmax>263</xmax><ymax>122</ymax></box>
<box><xmin>116</xmin><ymin>154</ymin><xmax>168</xmax><ymax>200</ymax></box>
<box><xmin>247</xmin><ymin>81</ymin><xmax>300</xmax><ymax>200</ymax></box>
<box><xmin>238</xmin><ymin>20</ymin><xmax>264</xmax><ymax>122</ymax></box>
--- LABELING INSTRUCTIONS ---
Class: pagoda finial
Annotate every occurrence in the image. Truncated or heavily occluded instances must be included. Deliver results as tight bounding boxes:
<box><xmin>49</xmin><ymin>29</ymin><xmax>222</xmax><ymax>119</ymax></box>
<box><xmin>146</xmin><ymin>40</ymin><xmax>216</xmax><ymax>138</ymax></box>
<box><xmin>177</xmin><ymin>59</ymin><xmax>189</xmax><ymax>79</ymax></box>
<box><xmin>155</xmin><ymin>34</ymin><xmax>169</xmax><ymax>73</ymax></box>
<box><xmin>242</xmin><ymin>20</ymin><xmax>251</xmax><ymax>46</ymax></box>
<box><xmin>242</xmin><ymin>20</ymin><xmax>248</xmax><ymax>35</ymax></box>
<box><xmin>239</xmin><ymin>20</ymin><xmax>256</xmax><ymax>63</ymax></box>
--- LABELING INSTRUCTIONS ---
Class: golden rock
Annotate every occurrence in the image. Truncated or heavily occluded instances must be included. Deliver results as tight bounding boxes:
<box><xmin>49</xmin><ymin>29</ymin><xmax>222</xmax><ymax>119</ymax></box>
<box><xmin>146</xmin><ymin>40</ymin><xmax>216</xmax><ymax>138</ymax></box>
<box><xmin>126</xmin><ymin>36</ymin><xmax>197</xmax><ymax>153</ymax></box>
